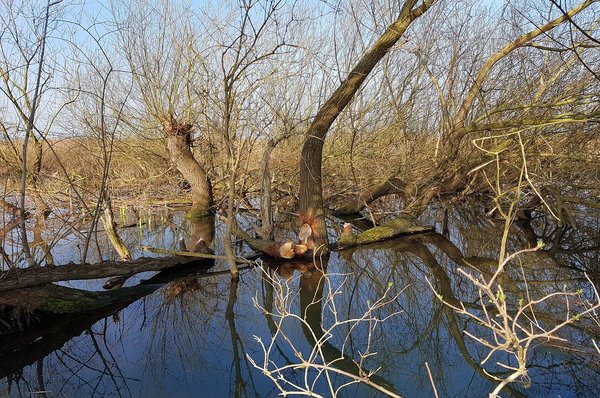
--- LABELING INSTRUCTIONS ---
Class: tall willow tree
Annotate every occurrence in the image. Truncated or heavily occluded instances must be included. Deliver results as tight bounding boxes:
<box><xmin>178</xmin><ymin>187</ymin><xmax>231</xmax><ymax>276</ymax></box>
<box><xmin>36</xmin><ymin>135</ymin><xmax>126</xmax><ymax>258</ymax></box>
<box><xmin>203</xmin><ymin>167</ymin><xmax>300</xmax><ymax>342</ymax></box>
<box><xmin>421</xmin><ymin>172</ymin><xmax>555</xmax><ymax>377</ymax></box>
<box><xmin>298</xmin><ymin>0</ymin><xmax>437</xmax><ymax>251</ymax></box>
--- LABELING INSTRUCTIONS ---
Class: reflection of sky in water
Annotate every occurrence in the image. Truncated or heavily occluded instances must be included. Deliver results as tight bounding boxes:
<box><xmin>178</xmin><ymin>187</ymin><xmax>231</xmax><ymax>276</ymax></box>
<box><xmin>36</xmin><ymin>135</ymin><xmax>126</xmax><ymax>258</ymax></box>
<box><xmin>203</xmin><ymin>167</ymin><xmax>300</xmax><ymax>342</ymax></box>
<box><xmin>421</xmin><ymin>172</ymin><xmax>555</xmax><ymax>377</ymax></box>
<box><xmin>2</xmin><ymin>207</ymin><xmax>599</xmax><ymax>397</ymax></box>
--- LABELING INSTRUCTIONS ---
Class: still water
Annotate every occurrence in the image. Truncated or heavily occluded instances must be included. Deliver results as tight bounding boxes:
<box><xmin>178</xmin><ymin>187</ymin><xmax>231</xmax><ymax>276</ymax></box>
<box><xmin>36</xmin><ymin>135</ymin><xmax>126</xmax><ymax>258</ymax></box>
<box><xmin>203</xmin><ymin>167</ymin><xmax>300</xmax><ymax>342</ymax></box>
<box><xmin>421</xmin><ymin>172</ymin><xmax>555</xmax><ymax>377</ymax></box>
<box><xmin>1</xmin><ymin>204</ymin><xmax>599</xmax><ymax>397</ymax></box>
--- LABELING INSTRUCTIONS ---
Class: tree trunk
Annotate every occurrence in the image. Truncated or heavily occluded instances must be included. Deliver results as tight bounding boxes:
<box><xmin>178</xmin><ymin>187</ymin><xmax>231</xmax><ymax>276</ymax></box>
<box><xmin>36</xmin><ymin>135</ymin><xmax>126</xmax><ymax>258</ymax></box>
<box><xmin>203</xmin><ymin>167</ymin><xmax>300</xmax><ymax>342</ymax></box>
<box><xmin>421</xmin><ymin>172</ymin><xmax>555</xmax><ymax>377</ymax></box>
<box><xmin>0</xmin><ymin>263</ymin><xmax>218</xmax><ymax>379</ymax></box>
<box><xmin>163</xmin><ymin>115</ymin><xmax>213</xmax><ymax>215</ymax></box>
<box><xmin>243</xmin><ymin>237</ymin><xmax>307</xmax><ymax>259</ymax></box>
<box><xmin>100</xmin><ymin>192</ymin><xmax>131</xmax><ymax>261</ymax></box>
<box><xmin>299</xmin><ymin>0</ymin><xmax>436</xmax><ymax>251</ymax></box>
<box><xmin>260</xmin><ymin>139</ymin><xmax>275</xmax><ymax>240</ymax></box>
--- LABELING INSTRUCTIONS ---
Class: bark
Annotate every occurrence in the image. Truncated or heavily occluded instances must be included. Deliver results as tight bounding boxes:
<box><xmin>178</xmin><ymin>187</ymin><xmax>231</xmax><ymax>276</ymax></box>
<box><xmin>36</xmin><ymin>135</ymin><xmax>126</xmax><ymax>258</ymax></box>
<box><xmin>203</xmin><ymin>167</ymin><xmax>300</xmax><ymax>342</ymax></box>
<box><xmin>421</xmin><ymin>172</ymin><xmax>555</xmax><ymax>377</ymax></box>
<box><xmin>187</xmin><ymin>214</ymin><xmax>215</xmax><ymax>253</ymax></box>
<box><xmin>299</xmin><ymin>0</ymin><xmax>436</xmax><ymax>251</ymax></box>
<box><xmin>141</xmin><ymin>245</ymin><xmax>255</xmax><ymax>264</ymax></box>
<box><xmin>333</xmin><ymin>177</ymin><xmax>407</xmax><ymax>216</ymax></box>
<box><xmin>0</xmin><ymin>256</ymin><xmax>213</xmax><ymax>292</ymax></box>
<box><xmin>0</xmin><ymin>263</ymin><xmax>218</xmax><ymax>378</ymax></box>
<box><xmin>31</xmin><ymin>137</ymin><xmax>43</xmax><ymax>186</ymax></box>
<box><xmin>163</xmin><ymin>115</ymin><xmax>213</xmax><ymax>214</ymax></box>
<box><xmin>231</xmin><ymin>221</ymin><xmax>308</xmax><ymax>260</ymax></box>
<box><xmin>0</xmin><ymin>285</ymin><xmax>155</xmax><ymax>378</ymax></box>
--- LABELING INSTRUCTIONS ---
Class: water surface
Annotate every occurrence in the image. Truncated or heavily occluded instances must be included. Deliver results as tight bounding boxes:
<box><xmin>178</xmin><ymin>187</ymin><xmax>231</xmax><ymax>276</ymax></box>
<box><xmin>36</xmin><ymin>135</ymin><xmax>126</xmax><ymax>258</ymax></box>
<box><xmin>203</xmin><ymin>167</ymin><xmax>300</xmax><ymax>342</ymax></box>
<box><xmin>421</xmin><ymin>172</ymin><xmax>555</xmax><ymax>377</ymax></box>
<box><xmin>1</xmin><ymin>205</ymin><xmax>599</xmax><ymax>397</ymax></box>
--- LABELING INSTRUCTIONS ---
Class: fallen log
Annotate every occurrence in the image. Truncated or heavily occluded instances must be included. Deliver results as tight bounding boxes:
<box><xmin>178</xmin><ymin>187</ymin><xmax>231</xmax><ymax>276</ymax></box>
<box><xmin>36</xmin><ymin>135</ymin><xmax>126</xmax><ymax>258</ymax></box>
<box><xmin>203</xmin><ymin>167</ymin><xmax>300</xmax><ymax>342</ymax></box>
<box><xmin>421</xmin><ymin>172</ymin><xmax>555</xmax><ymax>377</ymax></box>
<box><xmin>0</xmin><ymin>255</ymin><xmax>213</xmax><ymax>292</ymax></box>
<box><xmin>0</xmin><ymin>261</ymin><xmax>228</xmax><ymax>377</ymax></box>
<box><xmin>335</xmin><ymin>215</ymin><xmax>432</xmax><ymax>249</ymax></box>
<box><xmin>141</xmin><ymin>245</ymin><xmax>256</xmax><ymax>264</ymax></box>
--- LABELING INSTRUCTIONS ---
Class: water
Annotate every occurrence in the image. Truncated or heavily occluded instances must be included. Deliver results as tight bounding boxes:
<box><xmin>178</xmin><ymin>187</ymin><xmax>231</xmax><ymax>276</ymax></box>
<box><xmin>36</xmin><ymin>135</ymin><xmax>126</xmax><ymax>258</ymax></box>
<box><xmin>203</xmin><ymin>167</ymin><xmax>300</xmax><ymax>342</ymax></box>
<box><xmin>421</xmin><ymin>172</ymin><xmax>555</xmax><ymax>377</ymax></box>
<box><xmin>1</xmin><ymin>204</ymin><xmax>599</xmax><ymax>397</ymax></box>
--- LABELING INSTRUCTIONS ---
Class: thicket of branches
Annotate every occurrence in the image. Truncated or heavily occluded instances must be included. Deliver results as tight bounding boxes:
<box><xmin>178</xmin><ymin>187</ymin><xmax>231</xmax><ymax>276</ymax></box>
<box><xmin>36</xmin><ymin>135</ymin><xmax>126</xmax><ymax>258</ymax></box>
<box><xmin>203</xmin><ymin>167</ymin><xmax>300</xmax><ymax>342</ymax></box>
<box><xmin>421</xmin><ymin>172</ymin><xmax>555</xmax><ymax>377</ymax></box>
<box><xmin>0</xmin><ymin>0</ymin><xmax>596</xmax><ymax>212</ymax></box>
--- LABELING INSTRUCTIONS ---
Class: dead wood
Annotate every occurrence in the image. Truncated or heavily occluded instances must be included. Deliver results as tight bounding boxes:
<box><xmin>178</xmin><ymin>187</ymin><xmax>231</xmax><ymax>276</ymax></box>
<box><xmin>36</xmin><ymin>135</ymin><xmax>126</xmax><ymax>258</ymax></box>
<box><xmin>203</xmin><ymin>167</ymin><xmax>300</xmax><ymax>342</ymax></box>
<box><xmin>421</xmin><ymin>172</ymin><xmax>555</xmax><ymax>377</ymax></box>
<box><xmin>244</xmin><ymin>237</ymin><xmax>308</xmax><ymax>259</ymax></box>
<box><xmin>0</xmin><ymin>261</ymin><xmax>225</xmax><ymax>377</ymax></box>
<box><xmin>141</xmin><ymin>245</ymin><xmax>255</xmax><ymax>264</ymax></box>
<box><xmin>230</xmin><ymin>221</ymin><xmax>309</xmax><ymax>260</ymax></box>
<box><xmin>333</xmin><ymin>177</ymin><xmax>408</xmax><ymax>216</ymax></box>
<box><xmin>336</xmin><ymin>215</ymin><xmax>432</xmax><ymax>249</ymax></box>
<box><xmin>0</xmin><ymin>255</ymin><xmax>213</xmax><ymax>292</ymax></box>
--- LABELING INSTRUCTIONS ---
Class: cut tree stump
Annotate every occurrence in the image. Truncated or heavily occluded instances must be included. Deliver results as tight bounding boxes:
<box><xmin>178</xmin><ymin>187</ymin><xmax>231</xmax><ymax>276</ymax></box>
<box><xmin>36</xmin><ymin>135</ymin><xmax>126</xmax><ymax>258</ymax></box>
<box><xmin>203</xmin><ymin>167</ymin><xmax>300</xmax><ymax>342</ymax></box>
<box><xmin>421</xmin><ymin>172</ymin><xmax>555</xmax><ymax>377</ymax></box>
<box><xmin>232</xmin><ymin>222</ymin><xmax>309</xmax><ymax>260</ymax></box>
<box><xmin>244</xmin><ymin>237</ymin><xmax>308</xmax><ymax>259</ymax></box>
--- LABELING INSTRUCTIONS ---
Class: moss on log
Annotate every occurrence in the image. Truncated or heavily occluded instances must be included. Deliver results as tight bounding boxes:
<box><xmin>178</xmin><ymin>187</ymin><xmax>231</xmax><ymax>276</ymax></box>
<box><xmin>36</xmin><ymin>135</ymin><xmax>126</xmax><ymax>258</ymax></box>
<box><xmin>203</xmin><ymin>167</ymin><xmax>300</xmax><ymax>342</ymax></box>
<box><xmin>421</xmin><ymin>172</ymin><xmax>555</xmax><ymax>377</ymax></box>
<box><xmin>337</xmin><ymin>215</ymin><xmax>432</xmax><ymax>248</ymax></box>
<box><xmin>186</xmin><ymin>208</ymin><xmax>215</xmax><ymax>220</ymax></box>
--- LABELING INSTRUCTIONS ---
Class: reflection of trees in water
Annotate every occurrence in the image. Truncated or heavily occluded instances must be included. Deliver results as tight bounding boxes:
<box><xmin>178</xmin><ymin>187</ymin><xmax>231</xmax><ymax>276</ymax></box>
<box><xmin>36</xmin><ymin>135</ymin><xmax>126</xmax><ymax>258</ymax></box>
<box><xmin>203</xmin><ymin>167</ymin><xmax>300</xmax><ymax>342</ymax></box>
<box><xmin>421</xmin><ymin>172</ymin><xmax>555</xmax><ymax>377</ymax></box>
<box><xmin>4</xmin><ymin>321</ymin><xmax>134</xmax><ymax>397</ymax></box>
<box><xmin>336</xmin><ymin>206</ymin><xmax>600</xmax><ymax>397</ymax></box>
<box><xmin>225</xmin><ymin>277</ymin><xmax>262</xmax><ymax>398</ymax></box>
<box><xmin>2</xmin><ymin>206</ymin><xmax>598</xmax><ymax>397</ymax></box>
<box><xmin>1</xmin><ymin>214</ymin><xmax>224</xmax><ymax>397</ymax></box>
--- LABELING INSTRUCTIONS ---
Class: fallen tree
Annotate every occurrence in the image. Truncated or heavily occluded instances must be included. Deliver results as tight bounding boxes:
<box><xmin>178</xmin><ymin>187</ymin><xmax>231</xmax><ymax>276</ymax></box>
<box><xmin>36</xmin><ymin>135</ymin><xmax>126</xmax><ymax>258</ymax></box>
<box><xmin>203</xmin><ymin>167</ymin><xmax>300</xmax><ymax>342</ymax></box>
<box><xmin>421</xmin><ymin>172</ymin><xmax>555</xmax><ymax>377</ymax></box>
<box><xmin>335</xmin><ymin>215</ymin><xmax>432</xmax><ymax>249</ymax></box>
<box><xmin>0</xmin><ymin>262</ymin><xmax>226</xmax><ymax>378</ymax></box>
<box><xmin>333</xmin><ymin>177</ymin><xmax>408</xmax><ymax>216</ymax></box>
<box><xmin>0</xmin><ymin>255</ymin><xmax>213</xmax><ymax>292</ymax></box>
<box><xmin>233</xmin><ymin>222</ymin><xmax>310</xmax><ymax>260</ymax></box>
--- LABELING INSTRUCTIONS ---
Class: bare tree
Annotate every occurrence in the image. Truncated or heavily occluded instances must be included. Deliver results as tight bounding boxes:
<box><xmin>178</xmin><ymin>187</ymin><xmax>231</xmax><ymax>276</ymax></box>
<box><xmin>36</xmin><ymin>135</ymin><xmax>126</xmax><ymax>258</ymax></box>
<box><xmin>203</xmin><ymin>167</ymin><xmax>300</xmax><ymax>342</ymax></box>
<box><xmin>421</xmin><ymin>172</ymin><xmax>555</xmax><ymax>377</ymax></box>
<box><xmin>0</xmin><ymin>0</ymin><xmax>65</xmax><ymax>266</ymax></box>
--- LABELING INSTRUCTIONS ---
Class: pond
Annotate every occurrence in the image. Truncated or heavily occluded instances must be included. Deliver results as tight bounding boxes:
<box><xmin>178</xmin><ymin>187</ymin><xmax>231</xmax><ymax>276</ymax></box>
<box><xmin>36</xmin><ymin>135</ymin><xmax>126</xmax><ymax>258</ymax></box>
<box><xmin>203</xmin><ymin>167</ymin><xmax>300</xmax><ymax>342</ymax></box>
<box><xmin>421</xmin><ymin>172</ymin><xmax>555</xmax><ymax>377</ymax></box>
<box><xmin>1</xmin><ymin>203</ymin><xmax>599</xmax><ymax>397</ymax></box>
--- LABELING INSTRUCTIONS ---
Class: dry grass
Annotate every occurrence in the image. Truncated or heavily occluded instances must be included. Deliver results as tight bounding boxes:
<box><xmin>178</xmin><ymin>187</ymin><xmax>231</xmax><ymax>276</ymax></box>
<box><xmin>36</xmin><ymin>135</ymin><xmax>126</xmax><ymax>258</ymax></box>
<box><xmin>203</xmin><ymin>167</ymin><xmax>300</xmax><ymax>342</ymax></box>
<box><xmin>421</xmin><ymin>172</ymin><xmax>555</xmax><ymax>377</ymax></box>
<box><xmin>1</xmin><ymin>125</ymin><xmax>598</xmax><ymax>215</ymax></box>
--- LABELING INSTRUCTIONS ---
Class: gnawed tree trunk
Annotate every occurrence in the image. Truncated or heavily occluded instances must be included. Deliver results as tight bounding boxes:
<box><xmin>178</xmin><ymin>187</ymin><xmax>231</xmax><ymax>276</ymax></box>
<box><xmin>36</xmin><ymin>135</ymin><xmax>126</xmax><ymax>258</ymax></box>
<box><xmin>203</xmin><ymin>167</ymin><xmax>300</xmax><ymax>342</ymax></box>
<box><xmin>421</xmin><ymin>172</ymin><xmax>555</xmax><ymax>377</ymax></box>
<box><xmin>244</xmin><ymin>237</ymin><xmax>308</xmax><ymax>259</ymax></box>
<box><xmin>184</xmin><ymin>214</ymin><xmax>215</xmax><ymax>253</ymax></box>
<box><xmin>299</xmin><ymin>0</ymin><xmax>436</xmax><ymax>252</ymax></box>
<box><xmin>163</xmin><ymin>115</ymin><xmax>213</xmax><ymax>216</ymax></box>
<box><xmin>333</xmin><ymin>177</ymin><xmax>408</xmax><ymax>216</ymax></box>
<box><xmin>231</xmin><ymin>220</ymin><xmax>309</xmax><ymax>260</ymax></box>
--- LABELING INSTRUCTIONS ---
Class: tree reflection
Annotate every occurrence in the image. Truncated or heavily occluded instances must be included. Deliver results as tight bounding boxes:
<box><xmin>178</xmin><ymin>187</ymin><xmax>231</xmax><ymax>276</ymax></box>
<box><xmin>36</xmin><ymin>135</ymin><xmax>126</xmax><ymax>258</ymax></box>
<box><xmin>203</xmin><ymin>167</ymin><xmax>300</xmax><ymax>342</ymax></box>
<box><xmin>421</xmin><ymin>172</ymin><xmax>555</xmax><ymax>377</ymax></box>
<box><xmin>1</xmin><ymin>205</ymin><xmax>599</xmax><ymax>397</ymax></box>
<box><xmin>250</xmin><ymin>258</ymin><xmax>402</xmax><ymax>397</ymax></box>
<box><xmin>337</xmin><ymin>207</ymin><xmax>600</xmax><ymax>398</ymax></box>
